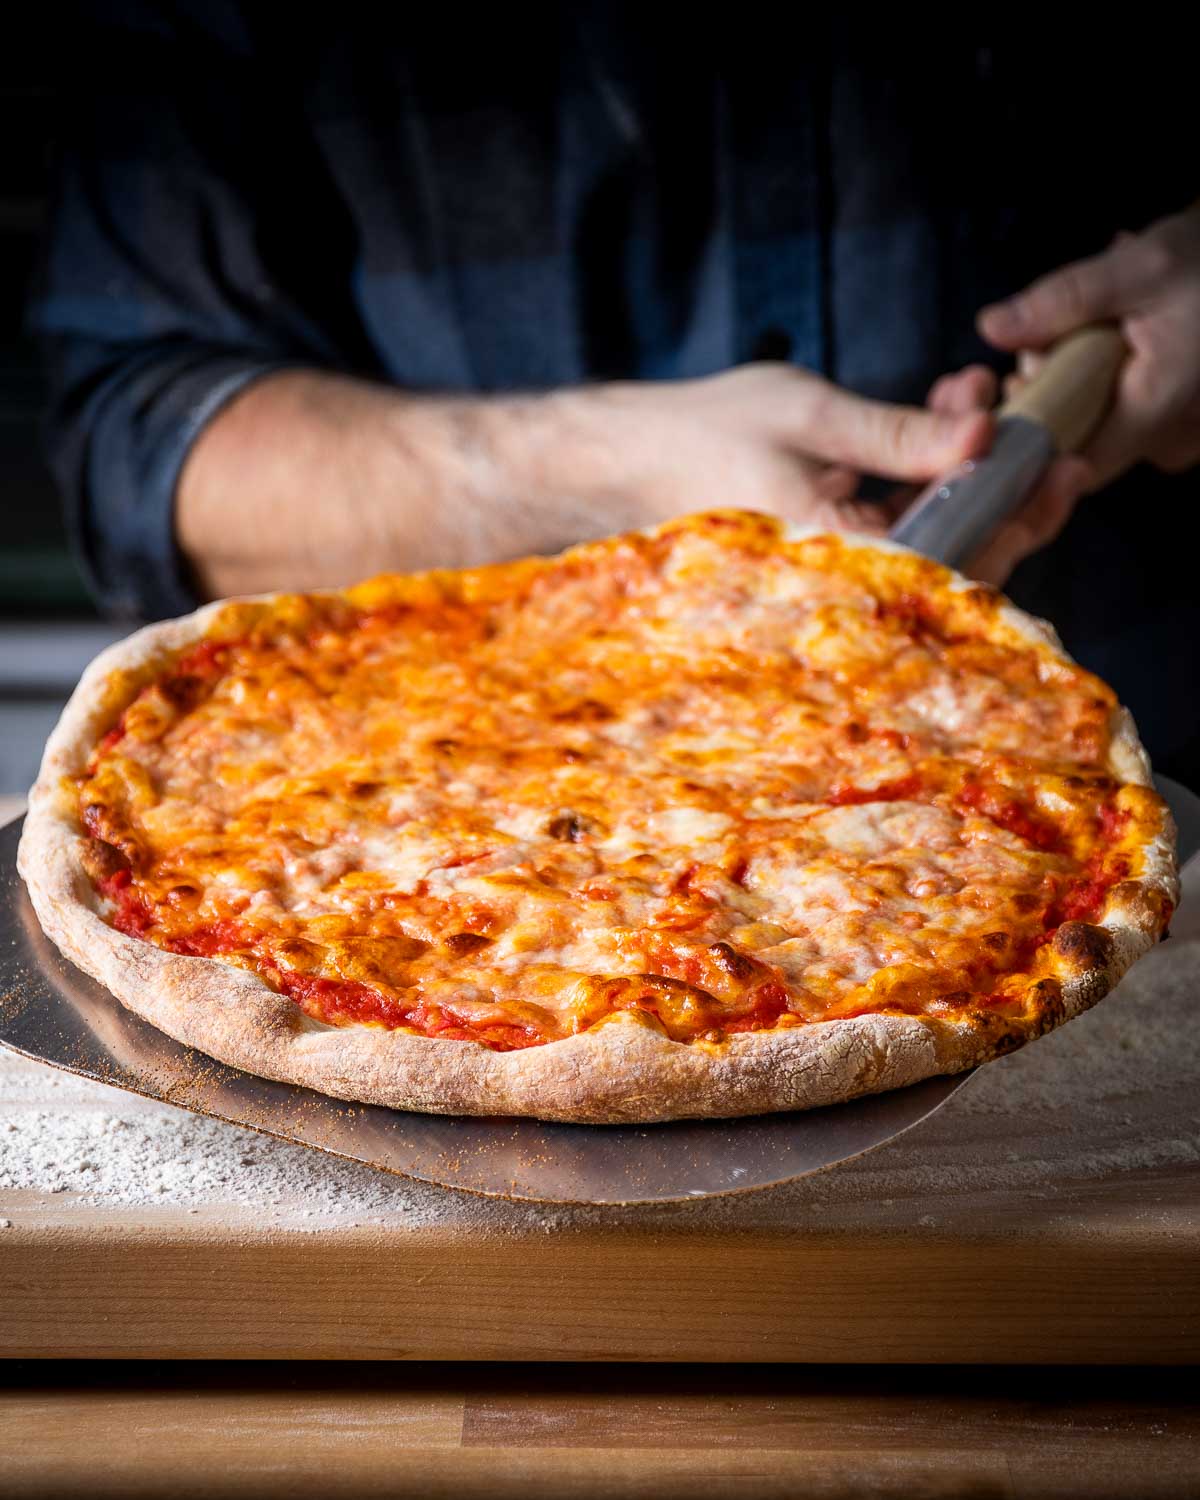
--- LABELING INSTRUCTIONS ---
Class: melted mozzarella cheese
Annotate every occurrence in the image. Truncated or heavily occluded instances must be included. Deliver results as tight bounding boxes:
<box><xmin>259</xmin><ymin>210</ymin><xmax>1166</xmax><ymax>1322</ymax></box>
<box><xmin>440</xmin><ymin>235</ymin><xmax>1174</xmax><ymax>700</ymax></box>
<box><xmin>80</xmin><ymin>513</ymin><xmax>1128</xmax><ymax>1043</ymax></box>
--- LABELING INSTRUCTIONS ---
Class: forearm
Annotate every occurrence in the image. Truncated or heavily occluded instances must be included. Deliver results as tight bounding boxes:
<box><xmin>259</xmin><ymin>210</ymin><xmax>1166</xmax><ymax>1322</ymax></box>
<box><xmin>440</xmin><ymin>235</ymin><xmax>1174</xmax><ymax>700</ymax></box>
<box><xmin>176</xmin><ymin>370</ymin><xmax>623</xmax><ymax>599</ymax></box>
<box><xmin>176</xmin><ymin>361</ymin><xmax>994</xmax><ymax>603</ymax></box>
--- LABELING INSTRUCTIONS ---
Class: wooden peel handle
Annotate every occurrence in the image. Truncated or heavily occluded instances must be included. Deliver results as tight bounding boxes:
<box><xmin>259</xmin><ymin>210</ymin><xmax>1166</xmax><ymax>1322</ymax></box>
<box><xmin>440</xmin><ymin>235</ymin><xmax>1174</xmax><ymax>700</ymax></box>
<box><xmin>997</xmin><ymin>324</ymin><xmax>1126</xmax><ymax>453</ymax></box>
<box><xmin>996</xmin><ymin>322</ymin><xmax>1128</xmax><ymax>450</ymax></box>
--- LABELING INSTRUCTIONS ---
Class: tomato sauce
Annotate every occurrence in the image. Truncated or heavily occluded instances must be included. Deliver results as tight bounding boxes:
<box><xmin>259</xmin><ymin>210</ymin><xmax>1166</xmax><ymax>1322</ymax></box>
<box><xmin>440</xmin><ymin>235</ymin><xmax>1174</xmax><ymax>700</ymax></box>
<box><xmin>722</xmin><ymin>982</ymin><xmax>790</xmax><ymax>1034</ymax></box>
<box><xmin>955</xmin><ymin>781</ymin><xmax>1062</xmax><ymax>852</ymax></box>
<box><xmin>826</xmin><ymin>773</ymin><xmax>922</xmax><ymax>807</ymax></box>
<box><xmin>172</xmin><ymin>638</ymin><xmax>241</xmax><ymax>679</ymax></box>
<box><xmin>165</xmin><ymin>920</ymin><xmax>253</xmax><ymax>957</ymax></box>
<box><xmin>276</xmin><ymin>970</ymin><xmax>544</xmax><ymax>1051</ymax></box>
<box><xmin>98</xmin><ymin>868</ymin><xmax>154</xmax><ymax>938</ymax></box>
<box><xmin>97</xmin><ymin>722</ymin><xmax>127</xmax><ymax>754</ymax></box>
<box><xmin>878</xmin><ymin>591</ymin><xmax>945</xmax><ymax>642</ymax></box>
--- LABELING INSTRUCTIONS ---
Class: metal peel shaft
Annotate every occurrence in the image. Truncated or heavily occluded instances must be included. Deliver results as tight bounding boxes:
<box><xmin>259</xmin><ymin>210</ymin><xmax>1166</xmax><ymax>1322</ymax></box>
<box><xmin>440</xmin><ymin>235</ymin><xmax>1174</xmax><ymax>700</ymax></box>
<box><xmin>889</xmin><ymin>415</ymin><xmax>1053</xmax><ymax>568</ymax></box>
<box><xmin>889</xmin><ymin>325</ymin><xmax>1126</xmax><ymax>568</ymax></box>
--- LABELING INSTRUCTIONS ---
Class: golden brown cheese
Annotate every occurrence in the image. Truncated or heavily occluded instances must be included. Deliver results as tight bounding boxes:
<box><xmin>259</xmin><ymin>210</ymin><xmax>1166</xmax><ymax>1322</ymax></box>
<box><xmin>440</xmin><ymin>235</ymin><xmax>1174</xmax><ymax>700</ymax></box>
<box><xmin>75</xmin><ymin>512</ymin><xmax>1166</xmax><ymax>1052</ymax></box>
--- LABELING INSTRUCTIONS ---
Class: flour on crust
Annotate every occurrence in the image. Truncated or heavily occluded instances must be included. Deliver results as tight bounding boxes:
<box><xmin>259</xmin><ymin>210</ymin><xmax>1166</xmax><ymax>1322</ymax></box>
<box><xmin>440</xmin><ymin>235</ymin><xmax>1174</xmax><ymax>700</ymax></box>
<box><xmin>18</xmin><ymin>518</ymin><xmax>1179</xmax><ymax>1123</ymax></box>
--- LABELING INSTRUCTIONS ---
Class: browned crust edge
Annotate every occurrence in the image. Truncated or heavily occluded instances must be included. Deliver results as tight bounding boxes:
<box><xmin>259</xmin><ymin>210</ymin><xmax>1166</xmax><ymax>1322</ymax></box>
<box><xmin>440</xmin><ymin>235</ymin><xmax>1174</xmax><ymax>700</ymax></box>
<box><xmin>16</xmin><ymin>521</ymin><xmax>1180</xmax><ymax>1123</ymax></box>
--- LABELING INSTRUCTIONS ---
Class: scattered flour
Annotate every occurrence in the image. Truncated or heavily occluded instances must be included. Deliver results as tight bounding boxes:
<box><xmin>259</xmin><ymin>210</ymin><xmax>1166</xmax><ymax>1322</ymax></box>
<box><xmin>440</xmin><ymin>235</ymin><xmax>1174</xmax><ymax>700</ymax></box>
<box><xmin>0</xmin><ymin>1059</ymin><xmax>457</xmax><ymax>1230</ymax></box>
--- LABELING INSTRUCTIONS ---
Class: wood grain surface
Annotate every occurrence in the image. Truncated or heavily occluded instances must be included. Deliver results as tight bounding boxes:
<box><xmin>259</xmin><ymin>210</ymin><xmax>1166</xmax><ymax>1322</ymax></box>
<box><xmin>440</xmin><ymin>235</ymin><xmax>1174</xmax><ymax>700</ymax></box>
<box><xmin>3</xmin><ymin>815</ymin><xmax>1199</xmax><ymax>1362</ymax></box>
<box><xmin>3</xmin><ymin>1364</ymin><xmax>1199</xmax><ymax>1499</ymax></box>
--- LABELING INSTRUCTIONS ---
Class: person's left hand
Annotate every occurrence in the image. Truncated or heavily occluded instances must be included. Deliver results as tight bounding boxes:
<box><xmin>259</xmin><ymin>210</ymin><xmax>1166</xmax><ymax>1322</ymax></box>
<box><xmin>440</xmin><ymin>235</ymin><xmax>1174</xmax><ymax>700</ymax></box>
<box><xmin>925</xmin><ymin>202</ymin><xmax>1200</xmax><ymax>586</ymax></box>
<box><xmin>979</xmin><ymin>203</ymin><xmax>1200</xmax><ymax>485</ymax></box>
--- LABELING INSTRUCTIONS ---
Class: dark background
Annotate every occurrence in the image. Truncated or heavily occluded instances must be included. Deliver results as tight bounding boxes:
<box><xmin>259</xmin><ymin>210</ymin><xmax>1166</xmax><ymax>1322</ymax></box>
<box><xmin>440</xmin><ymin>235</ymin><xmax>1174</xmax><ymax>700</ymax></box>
<box><xmin>0</xmin><ymin>27</ymin><xmax>116</xmax><ymax>797</ymax></box>
<box><xmin>0</xmin><ymin>46</ymin><xmax>90</xmax><ymax>616</ymax></box>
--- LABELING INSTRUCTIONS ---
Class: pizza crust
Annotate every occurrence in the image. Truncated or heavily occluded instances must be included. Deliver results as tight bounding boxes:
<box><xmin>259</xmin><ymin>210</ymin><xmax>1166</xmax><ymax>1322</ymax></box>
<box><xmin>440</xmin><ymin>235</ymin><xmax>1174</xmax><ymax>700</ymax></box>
<box><xmin>17</xmin><ymin>523</ymin><xmax>1179</xmax><ymax>1124</ymax></box>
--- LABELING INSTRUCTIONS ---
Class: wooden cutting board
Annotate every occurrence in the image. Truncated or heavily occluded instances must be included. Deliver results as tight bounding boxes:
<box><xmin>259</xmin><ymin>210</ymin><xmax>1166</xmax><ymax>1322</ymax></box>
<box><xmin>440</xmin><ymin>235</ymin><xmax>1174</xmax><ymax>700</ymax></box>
<box><xmin>2</xmin><ymin>811</ymin><xmax>1199</xmax><ymax>1363</ymax></box>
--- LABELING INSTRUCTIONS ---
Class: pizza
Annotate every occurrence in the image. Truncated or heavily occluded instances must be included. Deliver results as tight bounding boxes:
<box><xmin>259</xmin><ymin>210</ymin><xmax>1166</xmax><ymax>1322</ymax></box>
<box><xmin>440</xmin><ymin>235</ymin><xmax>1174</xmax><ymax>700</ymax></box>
<box><xmin>19</xmin><ymin>511</ymin><xmax>1178</xmax><ymax>1123</ymax></box>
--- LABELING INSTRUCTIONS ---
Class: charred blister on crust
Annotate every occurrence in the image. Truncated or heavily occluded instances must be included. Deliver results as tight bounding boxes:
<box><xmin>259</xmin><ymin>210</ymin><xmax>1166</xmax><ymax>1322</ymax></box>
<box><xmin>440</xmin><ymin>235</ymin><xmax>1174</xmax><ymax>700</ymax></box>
<box><xmin>1014</xmin><ymin>978</ymin><xmax>1069</xmax><ymax>1037</ymax></box>
<box><xmin>986</xmin><ymin>1025</ymin><xmax>1028</xmax><ymax>1056</ymax></box>
<box><xmin>961</xmin><ymin>1004</ymin><xmax>1040</xmax><ymax>1056</ymax></box>
<box><xmin>1051</xmin><ymin>920</ymin><xmax>1114</xmax><ymax>973</ymax></box>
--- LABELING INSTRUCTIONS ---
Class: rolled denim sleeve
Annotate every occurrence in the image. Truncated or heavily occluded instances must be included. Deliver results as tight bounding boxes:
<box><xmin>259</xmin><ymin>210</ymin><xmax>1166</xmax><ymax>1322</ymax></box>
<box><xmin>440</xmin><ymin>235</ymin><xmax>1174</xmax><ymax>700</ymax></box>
<box><xmin>37</xmin><ymin>338</ymin><xmax>293</xmax><ymax>619</ymax></box>
<box><xmin>28</xmin><ymin>2</ymin><xmax>353</xmax><ymax>620</ymax></box>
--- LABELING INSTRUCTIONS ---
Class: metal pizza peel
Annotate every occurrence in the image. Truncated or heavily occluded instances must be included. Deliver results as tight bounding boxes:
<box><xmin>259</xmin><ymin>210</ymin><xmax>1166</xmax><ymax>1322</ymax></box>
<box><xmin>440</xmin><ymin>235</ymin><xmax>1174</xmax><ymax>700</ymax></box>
<box><xmin>0</xmin><ymin>323</ymin><xmax>1154</xmax><ymax>1205</ymax></box>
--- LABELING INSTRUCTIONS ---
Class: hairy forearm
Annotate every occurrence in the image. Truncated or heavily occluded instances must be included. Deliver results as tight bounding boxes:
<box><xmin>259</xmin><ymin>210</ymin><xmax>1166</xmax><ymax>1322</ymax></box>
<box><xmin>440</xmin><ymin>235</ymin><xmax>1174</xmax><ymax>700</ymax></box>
<box><xmin>175</xmin><ymin>370</ymin><xmax>619</xmax><ymax>599</ymax></box>
<box><xmin>175</xmin><ymin>359</ymin><xmax>996</xmax><ymax>601</ymax></box>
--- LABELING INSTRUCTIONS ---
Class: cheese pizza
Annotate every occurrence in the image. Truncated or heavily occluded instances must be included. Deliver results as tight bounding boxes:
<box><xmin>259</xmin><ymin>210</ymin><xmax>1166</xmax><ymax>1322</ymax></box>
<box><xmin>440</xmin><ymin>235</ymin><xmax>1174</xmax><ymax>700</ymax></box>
<box><xmin>19</xmin><ymin>512</ymin><xmax>1178</xmax><ymax>1122</ymax></box>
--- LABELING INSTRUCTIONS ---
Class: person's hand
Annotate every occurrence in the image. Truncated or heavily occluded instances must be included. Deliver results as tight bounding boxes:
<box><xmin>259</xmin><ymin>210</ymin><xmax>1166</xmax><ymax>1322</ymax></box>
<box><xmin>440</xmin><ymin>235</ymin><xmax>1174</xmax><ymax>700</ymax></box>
<box><xmin>531</xmin><ymin>362</ymin><xmax>992</xmax><ymax>548</ymax></box>
<box><xmin>978</xmin><ymin>202</ymin><xmax>1200</xmax><ymax>495</ymax></box>
<box><xmin>919</xmin><ymin>204</ymin><xmax>1200</xmax><ymax>586</ymax></box>
<box><xmin>922</xmin><ymin>363</ymin><xmax>1093</xmax><ymax>586</ymax></box>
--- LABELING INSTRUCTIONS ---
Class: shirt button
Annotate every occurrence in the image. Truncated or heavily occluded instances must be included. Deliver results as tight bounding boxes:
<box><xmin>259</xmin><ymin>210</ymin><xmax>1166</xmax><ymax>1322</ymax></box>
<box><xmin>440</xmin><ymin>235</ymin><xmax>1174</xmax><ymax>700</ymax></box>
<box><xmin>748</xmin><ymin>327</ymin><xmax>793</xmax><ymax>362</ymax></box>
